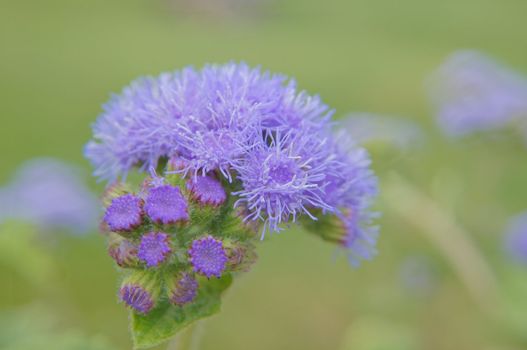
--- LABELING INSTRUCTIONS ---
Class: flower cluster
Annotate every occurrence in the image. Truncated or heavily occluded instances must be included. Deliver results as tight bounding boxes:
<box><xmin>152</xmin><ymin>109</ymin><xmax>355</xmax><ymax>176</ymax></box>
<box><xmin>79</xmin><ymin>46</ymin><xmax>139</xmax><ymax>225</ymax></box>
<box><xmin>427</xmin><ymin>50</ymin><xmax>527</xmax><ymax>136</ymax></box>
<box><xmin>86</xmin><ymin>63</ymin><xmax>379</xmax><ymax>320</ymax></box>
<box><xmin>104</xmin><ymin>172</ymin><xmax>257</xmax><ymax>314</ymax></box>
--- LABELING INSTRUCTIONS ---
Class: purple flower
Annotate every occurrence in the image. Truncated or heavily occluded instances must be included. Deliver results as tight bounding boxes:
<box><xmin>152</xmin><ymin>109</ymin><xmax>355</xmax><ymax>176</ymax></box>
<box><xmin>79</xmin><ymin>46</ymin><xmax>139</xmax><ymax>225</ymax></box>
<box><xmin>0</xmin><ymin>158</ymin><xmax>99</xmax><ymax>234</ymax></box>
<box><xmin>85</xmin><ymin>68</ymin><xmax>200</xmax><ymax>182</ymax></box>
<box><xmin>145</xmin><ymin>185</ymin><xmax>189</xmax><ymax>224</ymax></box>
<box><xmin>169</xmin><ymin>272</ymin><xmax>199</xmax><ymax>306</ymax></box>
<box><xmin>427</xmin><ymin>50</ymin><xmax>527</xmax><ymax>136</ymax></box>
<box><xmin>262</xmin><ymin>86</ymin><xmax>333</xmax><ymax>133</ymax></box>
<box><xmin>187</xmin><ymin>175</ymin><xmax>227</xmax><ymax>206</ymax></box>
<box><xmin>137</xmin><ymin>232</ymin><xmax>172</xmax><ymax>267</ymax></box>
<box><xmin>233</xmin><ymin>131</ymin><xmax>336</xmax><ymax>233</ymax></box>
<box><xmin>504</xmin><ymin>212</ymin><xmax>527</xmax><ymax>264</ymax></box>
<box><xmin>85</xmin><ymin>63</ymin><xmax>333</xmax><ymax>182</ymax></box>
<box><xmin>304</xmin><ymin>132</ymin><xmax>378</xmax><ymax>266</ymax></box>
<box><xmin>119</xmin><ymin>284</ymin><xmax>155</xmax><ymax>314</ymax></box>
<box><xmin>319</xmin><ymin>133</ymin><xmax>378</xmax><ymax>212</ymax></box>
<box><xmin>84</xmin><ymin>62</ymin><xmax>381</xmax><ymax>267</ymax></box>
<box><xmin>104</xmin><ymin>194</ymin><xmax>143</xmax><ymax>232</ymax></box>
<box><xmin>188</xmin><ymin>236</ymin><xmax>228</xmax><ymax>278</ymax></box>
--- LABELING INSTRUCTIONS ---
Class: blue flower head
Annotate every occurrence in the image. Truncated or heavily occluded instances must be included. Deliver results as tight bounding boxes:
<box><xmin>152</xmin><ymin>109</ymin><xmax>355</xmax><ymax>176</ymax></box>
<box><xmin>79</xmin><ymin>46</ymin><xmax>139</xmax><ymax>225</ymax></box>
<box><xmin>145</xmin><ymin>185</ymin><xmax>189</xmax><ymax>225</ymax></box>
<box><xmin>188</xmin><ymin>236</ymin><xmax>228</xmax><ymax>278</ymax></box>
<box><xmin>104</xmin><ymin>194</ymin><xmax>144</xmax><ymax>232</ymax></box>
<box><xmin>85</xmin><ymin>63</ymin><xmax>380</xmax><ymax>345</ymax></box>
<box><xmin>137</xmin><ymin>232</ymin><xmax>172</xmax><ymax>267</ymax></box>
<box><xmin>233</xmin><ymin>130</ymin><xmax>337</xmax><ymax>233</ymax></box>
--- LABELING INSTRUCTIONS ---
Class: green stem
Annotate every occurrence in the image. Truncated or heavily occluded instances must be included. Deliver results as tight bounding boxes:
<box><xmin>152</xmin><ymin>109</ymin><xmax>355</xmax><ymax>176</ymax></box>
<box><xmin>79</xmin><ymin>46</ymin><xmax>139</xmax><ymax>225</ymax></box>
<box><xmin>166</xmin><ymin>323</ymin><xmax>202</xmax><ymax>350</ymax></box>
<box><xmin>383</xmin><ymin>173</ymin><xmax>500</xmax><ymax>312</ymax></box>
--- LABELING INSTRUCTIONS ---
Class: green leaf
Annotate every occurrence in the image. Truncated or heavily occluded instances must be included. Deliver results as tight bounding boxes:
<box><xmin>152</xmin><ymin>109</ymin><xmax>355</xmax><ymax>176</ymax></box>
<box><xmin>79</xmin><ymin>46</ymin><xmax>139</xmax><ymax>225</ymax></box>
<box><xmin>131</xmin><ymin>273</ymin><xmax>233</xmax><ymax>349</ymax></box>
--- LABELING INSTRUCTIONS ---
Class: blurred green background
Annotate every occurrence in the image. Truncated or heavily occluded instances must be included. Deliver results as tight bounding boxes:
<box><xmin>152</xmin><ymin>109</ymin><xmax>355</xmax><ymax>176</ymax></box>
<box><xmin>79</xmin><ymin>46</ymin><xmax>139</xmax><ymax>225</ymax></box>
<box><xmin>1</xmin><ymin>0</ymin><xmax>527</xmax><ymax>349</ymax></box>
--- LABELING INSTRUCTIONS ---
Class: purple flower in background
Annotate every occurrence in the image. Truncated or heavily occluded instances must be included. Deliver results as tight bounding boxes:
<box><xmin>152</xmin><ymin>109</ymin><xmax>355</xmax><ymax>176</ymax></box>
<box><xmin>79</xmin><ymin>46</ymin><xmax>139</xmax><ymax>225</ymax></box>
<box><xmin>187</xmin><ymin>175</ymin><xmax>227</xmax><ymax>206</ymax></box>
<box><xmin>104</xmin><ymin>194</ymin><xmax>143</xmax><ymax>232</ymax></box>
<box><xmin>188</xmin><ymin>236</ymin><xmax>228</xmax><ymax>278</ymax></box>
<box><xmin>0</xmin><ymin>158</ymin><xmax>98</xmax><ymax>234</ymax></box>
<box><xmin>119</xmin><ymin>284</ymin><xmax>155</xmax><ymax>314</ymax></box>
<box><xmin>145</xmin><ymin>185</ymin><xmax>189</xmax><ymax>224</ymax></box>
<box><xmin>427</xmin><ymin>50</ymin><xmax>527</xmax><ymax>136</ymax></box>
<box><xmin>341</xmin><ymin>113</ymin><xmax>424</xmax><ymax>149</ymax></box>
<box><xmin>504</xmin><ymin>212</ymin><xmax>527</xmax><ymax>264</ymax></box>
<box><xmin>138</xmin><ymin>232</ymin><xmax>172</xmax><ymax>267</ymax></box>
<box><xmin>169</xmin><ymin>272</ymin><xmax>199</xmax><ymax>306</ymax></box>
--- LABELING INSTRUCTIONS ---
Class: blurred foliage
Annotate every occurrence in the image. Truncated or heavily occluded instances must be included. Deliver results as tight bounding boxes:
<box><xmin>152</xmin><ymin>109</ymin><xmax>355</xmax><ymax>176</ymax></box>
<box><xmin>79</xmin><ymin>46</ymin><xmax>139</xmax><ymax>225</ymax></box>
<box><xmin>1</xmin><ymin>0</ymin><xmax>527</xmax><ymax>349</ymax></box>
<box><xmin>339</xmin><ymin>317</ymin><xmax>419</xmax><ymax>350</ymax></box>
<box><xmin>0</xmin><ymin>222</ymin><xmax>56</xmax><ymax>289</ymax></box>
<box><xmin>0</xmin><ymin>305</ymin><xmax>115</xmax><ymax>350</ymax></box>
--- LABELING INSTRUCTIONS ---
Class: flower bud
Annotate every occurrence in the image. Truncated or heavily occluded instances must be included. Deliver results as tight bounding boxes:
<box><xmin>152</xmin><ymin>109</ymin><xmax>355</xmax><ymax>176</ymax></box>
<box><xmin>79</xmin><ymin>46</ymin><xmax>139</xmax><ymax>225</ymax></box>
<box><xmin>223</xmin><ymin>240</ymin><xmax>257</xmax><ymax>272</ymax></box>
<box><xmin>119</xmin><ymin>270</ymin><xmax>162</xmax><ymax>314</ymax></box>
<box><xmin>144</xmin><ymin>185</ymin><xmax>189</xmax><ymax>225</ymax></box>
<box><xmin>166</xmin><ymin>271</ymin><xmax>199</xmax><ymax>306</ymax></box>
<box><xmin>103</xmin><ymin>194</ymin><xmax>144</xmax><ymax>233</ymax></box>
<box><xmin>188</xmin><ymin>235</ymin><xmax>228</xmax><ymax>278</ymax></box>
<box><xmin>108</xmin><ymin>233</ymin><xmax>140</xmax><ymax>268</ymax></box>
<box><xmin>187</xmin><ymin>175</ymin><xmax>227</xmax><ymax>207</ymax></box>
<box><xmin>137</xmin><ymin>232</ymin><xmax>172</xmax><ymax>267</ymax></box>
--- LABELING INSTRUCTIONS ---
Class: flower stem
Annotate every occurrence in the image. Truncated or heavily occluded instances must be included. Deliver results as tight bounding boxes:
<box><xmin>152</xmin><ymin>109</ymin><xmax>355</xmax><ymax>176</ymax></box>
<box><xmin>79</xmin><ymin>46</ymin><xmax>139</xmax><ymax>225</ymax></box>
<box><xmin>383</xmin><ymin>173</ymin><xmax>500</xmax><ymax>312</ymax></box>
<box><xmin>166</xmin><ymin>323</ymin><xmax>202</xmax><ymax>350</ymax></box>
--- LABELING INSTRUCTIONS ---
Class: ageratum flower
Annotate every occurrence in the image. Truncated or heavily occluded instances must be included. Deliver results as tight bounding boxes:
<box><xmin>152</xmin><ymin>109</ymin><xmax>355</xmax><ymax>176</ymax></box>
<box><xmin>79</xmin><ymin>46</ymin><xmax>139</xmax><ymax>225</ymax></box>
<box><xmin>85</xmin><ymin>68</ymin><xmax>201</xmax><ymax>182</ymax></box>
<box><xmin>427</xmin><ymin>50</ymin><xmax>527</xmax><ymax>136</ymax></box>
<box><xmin>233</xmin><ymin>131</ymin><xmax>336</xmax><ymax>233</ymax></box>
<box><xmin>85</xmin><ymin>63</ymin><xmax>332</xmax><ymax>182</ymax></box>
<box><xmin>301</xmin><ymin>132</ymin><xmax>379</xmax><ymax>266</ymax></box>
<box><xmin>86</xmin><ymin>62</ymin><xmax>379</xmax><ymax>346</ymax></box>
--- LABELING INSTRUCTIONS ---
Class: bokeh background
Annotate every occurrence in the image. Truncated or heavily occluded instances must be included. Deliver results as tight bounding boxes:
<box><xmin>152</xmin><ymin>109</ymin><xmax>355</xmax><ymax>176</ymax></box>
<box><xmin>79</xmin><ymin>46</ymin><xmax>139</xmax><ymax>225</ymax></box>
<box><xmin>1</xmin><ymin>0</ymin><xmax>527</xmax><ymax>349</ymax></box>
